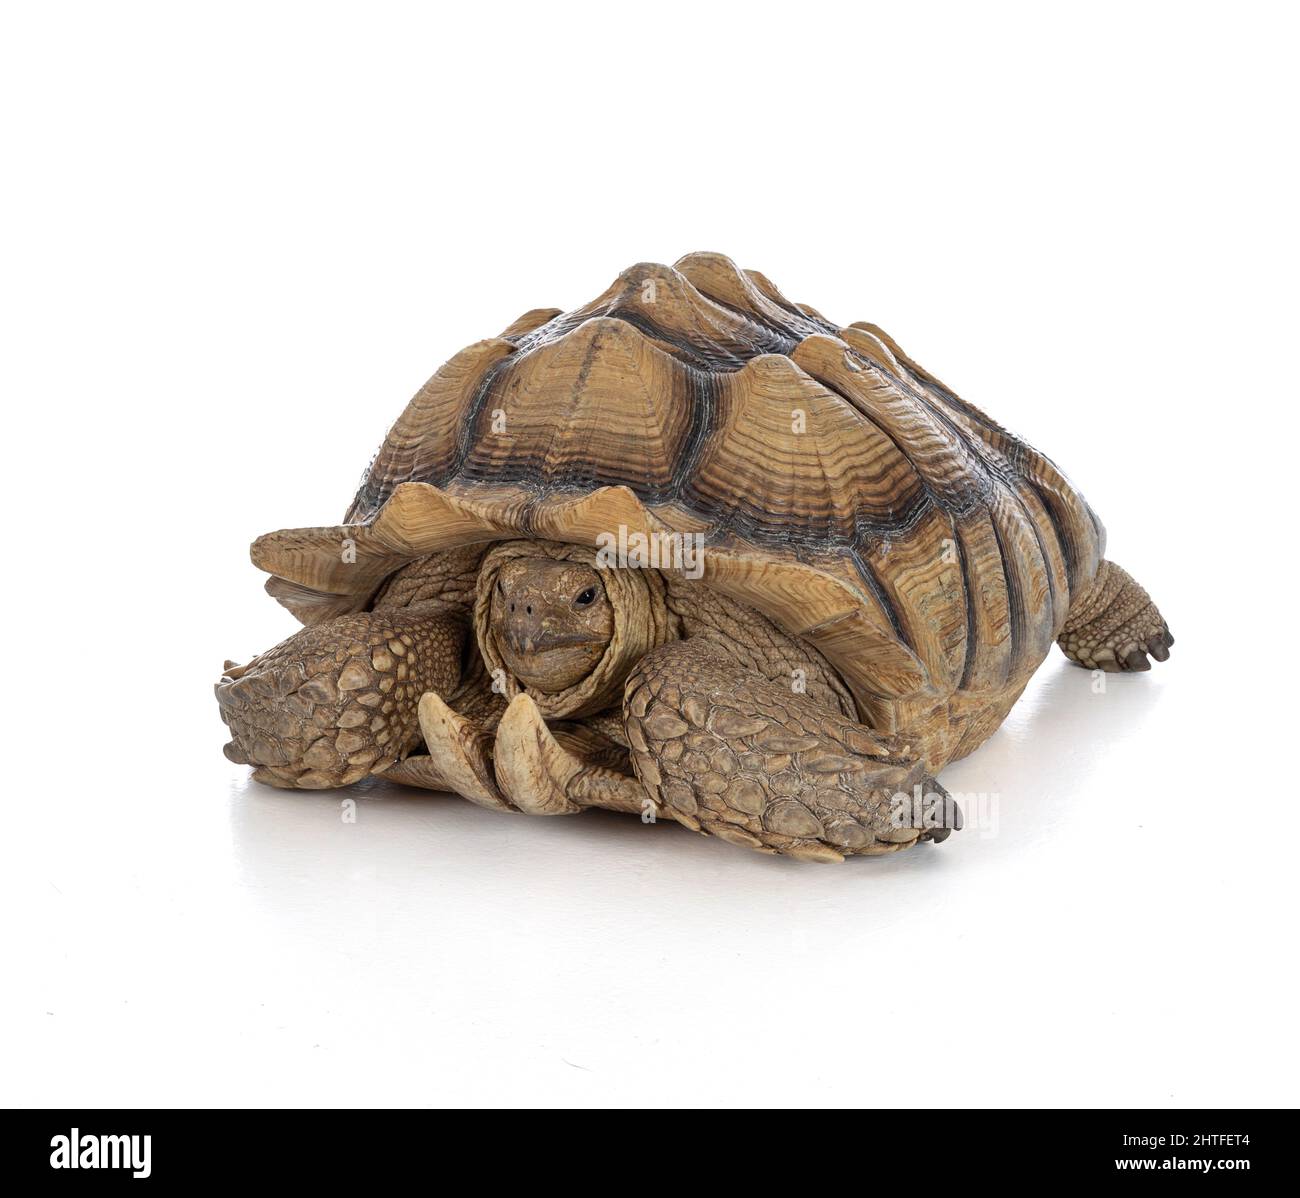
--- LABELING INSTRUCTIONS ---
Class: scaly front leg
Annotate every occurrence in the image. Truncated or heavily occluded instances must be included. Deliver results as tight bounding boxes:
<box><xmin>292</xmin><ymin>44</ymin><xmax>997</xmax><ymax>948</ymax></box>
<box><xmin>622</xmin><ymin>640</ymin><xmax>958</xmax><ymax>861</ymax></box>
<box><xmin>216</xmin><ymin>600</ymin><xmax>464</xmax><ymax>788</ymax></box>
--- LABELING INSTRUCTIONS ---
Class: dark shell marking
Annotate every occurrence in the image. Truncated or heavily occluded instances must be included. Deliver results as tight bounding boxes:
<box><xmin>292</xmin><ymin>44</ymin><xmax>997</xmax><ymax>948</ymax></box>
<box><xmin>341</xmin><ymin>254</ymin><xmax>1102</xmax><ymax>703</ymax></box>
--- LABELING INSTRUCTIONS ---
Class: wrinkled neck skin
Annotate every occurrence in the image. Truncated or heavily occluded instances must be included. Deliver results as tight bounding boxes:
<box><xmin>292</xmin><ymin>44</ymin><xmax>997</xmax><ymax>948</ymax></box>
<box><xmin>472</xmin><ymin>540</ymin><xmax>679</xmax><ymax>720</ymax></box>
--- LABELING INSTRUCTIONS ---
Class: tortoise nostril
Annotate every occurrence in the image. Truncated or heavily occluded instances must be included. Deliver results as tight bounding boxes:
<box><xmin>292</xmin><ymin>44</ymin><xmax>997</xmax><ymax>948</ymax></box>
<box><xmin>526</xmin><ymin>605</ymin><xmax>533</xmax><ymax>615</ymax></box>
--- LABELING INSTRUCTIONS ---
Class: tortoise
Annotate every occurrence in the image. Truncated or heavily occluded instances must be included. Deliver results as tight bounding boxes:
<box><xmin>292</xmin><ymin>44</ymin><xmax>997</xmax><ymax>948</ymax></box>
<box><xmin>215</xmin><ymin>253</ymin><xmax>1173</xmax><ymax>861</ymax></box>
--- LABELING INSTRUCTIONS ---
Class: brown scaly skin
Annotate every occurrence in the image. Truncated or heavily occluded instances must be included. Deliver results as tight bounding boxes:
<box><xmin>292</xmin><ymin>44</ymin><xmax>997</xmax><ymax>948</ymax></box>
<box><xmin>218</xmin><ymin>542</ymin><xmax>1170</xmax><ymax>860</ymax></box>
<box><xmin>622</xmin><ymin>640</ymin><xmax>952</xmax><ymax>861</ymax></box>
<box><xmin>215</xmin><ymin>600</ymin><xmax>464</xmax><ymax>788</ymax></box>
<box><xmin>1056</xmin><ymin>560</ymin><xmax>1174</xmax><ymax>672</ymax></box>
<box><xmin>219</xmin><ymin>543</ymin><xmax>959</xmax><ymax>858</ymax></box>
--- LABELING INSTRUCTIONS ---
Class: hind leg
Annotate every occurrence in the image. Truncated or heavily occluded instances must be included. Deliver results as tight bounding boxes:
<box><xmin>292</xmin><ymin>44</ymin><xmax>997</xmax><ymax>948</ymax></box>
<box><xmin>1058</xmin><ymin>560</ymin><xmax>1173</xmax><ymax>672</ymax></box>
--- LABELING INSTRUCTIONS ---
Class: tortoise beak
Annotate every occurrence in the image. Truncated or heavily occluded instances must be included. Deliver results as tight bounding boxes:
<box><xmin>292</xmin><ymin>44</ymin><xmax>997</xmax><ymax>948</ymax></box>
<box><xmin>503</xmin><ymin>628</ymin><xmax>608</xmax><ymax>655</ymax></box>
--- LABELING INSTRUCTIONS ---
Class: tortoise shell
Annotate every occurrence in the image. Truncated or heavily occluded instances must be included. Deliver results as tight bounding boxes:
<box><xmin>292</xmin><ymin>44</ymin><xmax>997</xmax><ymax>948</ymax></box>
<box><xmin>253</xmin><ymin>253</ymin><xmax>1104</xmax><ymax>725</ymax></box>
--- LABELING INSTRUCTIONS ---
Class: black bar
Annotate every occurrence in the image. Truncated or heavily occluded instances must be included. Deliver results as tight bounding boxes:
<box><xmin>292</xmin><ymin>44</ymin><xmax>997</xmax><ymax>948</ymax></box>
<box><xmin>7</xmin><ymin>1108</ymin><xmax>1294</xmax><ymax>1184</ymax></box>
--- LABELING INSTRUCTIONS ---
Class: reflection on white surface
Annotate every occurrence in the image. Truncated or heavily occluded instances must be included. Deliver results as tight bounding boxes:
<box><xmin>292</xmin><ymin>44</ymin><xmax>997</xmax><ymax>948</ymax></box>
<box><xmin>16</xmin><ymin>641</ymin><xmax>1293</xmax><ymax>1107</ymax></box>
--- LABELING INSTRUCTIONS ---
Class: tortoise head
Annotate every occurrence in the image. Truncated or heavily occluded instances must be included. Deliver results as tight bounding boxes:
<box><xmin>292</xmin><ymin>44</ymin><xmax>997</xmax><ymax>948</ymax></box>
<box><xmin>472</xmin><ymin>540</ymin><xmax>677</xmax><ymax>719</ymax></box>
<box><xmin>487</xmin><ymin>556</ymin><xmax>613</xmax><ymax>692</ymax></box>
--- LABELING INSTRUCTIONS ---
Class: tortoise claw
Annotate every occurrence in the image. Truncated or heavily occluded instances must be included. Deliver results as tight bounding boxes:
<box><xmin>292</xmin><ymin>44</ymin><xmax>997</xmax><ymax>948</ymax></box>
<box><xmin>1121</xmin><ymin>620</ymin><xmax>1173</xmax><ymax>671</ymax></box>
<box><xmin>919</xmin><ymin>778</ymin><xmax>962</xmax><ymax>843</ymax></box>
<box><xmin>494</xmin><ymin>696</ymin><xmax>650</xmax><ymax>818</ymax></box>
<box><xmin>493</xmin><ymin>694</ymin><xmax>585</xmax><ymax>815</ymax></box>
<box><xmin>414</xmin><ymin>692</ymin><xmax>511</xmax><ymax>811</ymax></box>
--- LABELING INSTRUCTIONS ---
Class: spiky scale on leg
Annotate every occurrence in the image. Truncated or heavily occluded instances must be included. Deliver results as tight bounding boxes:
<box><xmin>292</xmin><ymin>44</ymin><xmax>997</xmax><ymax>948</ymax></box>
<box><xmin>1058</xmin><ymin>560</ymin><xmax>1173</xmax><ymax>672</ymax></box>
<box><xmin>622</xmin><ymin>639</ymin><xmax>956</xmax><ymax>861</ymax></box>
<box><xmin>406</xmin><ymin>691</ymin><xmax>512</xmax><ymax>810</ymax></box>
<box><xmin>494</xmin><ymin>694</ymin><xmax>649</xmax><ymax>816</ymax></box>
<box><xmin>215</xmin><ymin>600</ymin><xmax>465</xmax><ymax>788</ymax></box>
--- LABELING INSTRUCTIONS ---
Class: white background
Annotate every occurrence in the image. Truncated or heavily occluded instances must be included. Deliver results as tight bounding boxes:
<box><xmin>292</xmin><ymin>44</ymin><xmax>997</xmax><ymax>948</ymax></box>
<box><xmin>3</xmin><ymin>2</ymin><xmax>1297</xmax><ymax>1108</ymax></box>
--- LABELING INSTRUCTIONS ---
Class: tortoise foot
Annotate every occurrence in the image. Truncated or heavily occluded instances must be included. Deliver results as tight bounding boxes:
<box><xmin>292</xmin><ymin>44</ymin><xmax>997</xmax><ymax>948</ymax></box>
<box><xmin>1058</xmin><ymin>560</ymin><xmax>1174</xmax><ymax>672</ymax></box>
<box><xmin>215</xmin><ymin>601</ymin><xmax>464</xmax><ymax>788</ymax></box>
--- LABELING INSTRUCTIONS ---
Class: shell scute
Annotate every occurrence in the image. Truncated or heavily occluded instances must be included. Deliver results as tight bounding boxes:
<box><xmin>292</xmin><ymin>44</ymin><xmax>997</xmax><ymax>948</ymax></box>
<box><xmin>458</xmin><ymin>316</ymin><xmax>696</xmax><ymax>500</ymax></box>
<box><xmin>254</xmin><ymin>254</ymin><xmax>1104</xmax><ymax>712</ymax></box>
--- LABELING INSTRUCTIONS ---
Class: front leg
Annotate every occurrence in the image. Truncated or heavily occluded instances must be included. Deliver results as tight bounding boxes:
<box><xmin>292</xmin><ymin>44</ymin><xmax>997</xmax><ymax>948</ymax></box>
<box><xmin>216</xmin><ymin>600</ymin><xmax>464</xmax><ymax>788</ymax></box>
<box><xmin>623</xmin><ymin>640</ymin><xmax>957</xmax><ymax>861</ymax></box>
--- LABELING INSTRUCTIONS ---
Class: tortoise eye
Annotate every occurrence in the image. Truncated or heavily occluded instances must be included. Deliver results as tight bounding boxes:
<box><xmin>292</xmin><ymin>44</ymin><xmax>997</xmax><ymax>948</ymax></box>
<box><xmin>574</xmin><ymin>587</ymin><xmax>597</xmax><ymax>607</ymax></box>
